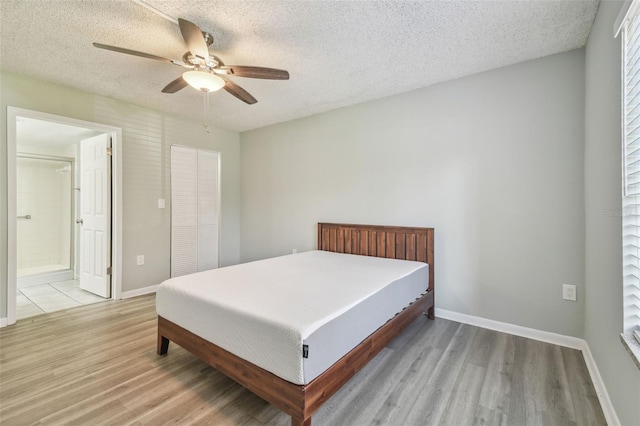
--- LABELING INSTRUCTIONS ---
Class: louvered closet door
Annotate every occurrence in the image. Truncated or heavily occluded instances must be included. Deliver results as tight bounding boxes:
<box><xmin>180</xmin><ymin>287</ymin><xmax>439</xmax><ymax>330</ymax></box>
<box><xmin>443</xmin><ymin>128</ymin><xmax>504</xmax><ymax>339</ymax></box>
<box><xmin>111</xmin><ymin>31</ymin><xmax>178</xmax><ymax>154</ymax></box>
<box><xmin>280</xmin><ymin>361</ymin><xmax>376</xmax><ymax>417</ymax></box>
<box><xmin>197</xmin><ymin>149</ymin><xmax>220</xmax><ymax>271</ymax></box>
<box><xmin>170</xmin><ymin>146</ymin><xmax>220</xmax><ymax>278</ymax></box>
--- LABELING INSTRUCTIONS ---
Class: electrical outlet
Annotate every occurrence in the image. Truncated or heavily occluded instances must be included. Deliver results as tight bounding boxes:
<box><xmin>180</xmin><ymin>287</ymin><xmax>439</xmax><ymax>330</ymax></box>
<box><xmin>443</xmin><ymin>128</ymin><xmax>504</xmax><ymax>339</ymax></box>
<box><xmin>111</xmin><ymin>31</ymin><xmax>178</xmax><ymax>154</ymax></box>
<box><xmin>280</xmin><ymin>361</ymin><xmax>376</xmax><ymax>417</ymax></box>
<box><xmin>562</xmin><ymin>284</ymin><xmax>576</xmax><ymax>301</ymax></box>
<box><xmin>137</xmin><ymin>255</ymin><xmax>145</xmax><ymax>266</ymax></box>
<box><xmin>158</xmin><ymin>199</ymin><xmax>165</xmax><ymax>209</ymax></box>
<box><xmin>292</xmin><ymin>248</ymin><xmax>298</xmax><ymax>254</ymax></box>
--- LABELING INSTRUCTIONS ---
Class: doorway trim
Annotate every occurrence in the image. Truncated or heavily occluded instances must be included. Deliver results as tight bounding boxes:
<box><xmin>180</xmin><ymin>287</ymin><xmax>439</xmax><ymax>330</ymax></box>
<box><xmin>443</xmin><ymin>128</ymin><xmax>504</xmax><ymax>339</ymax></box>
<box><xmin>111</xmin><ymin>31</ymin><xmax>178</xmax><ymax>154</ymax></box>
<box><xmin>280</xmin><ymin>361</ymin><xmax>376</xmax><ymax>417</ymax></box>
<box><xmin>6</xmin><ymin>106</ymin><xmax>123</xmax><ymax>326</ymax></box>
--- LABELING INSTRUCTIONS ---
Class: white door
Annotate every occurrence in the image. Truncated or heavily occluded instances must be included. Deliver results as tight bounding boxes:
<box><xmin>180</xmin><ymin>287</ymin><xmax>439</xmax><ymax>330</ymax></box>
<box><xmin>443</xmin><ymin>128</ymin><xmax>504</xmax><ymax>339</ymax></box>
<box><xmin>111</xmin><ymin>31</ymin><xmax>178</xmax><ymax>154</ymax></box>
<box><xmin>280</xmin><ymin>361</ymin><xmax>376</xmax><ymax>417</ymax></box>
<box><xmin>79</xmin><ymin>134</ymin><xmax>111</xmax><ymax>297</ymax></box>
<box><xmin>197</xmin><ymin>149</ymin><xmax>220</xmax><ymax>271</ymax></box>
<box><xmin>170</xmin><ymin>146</ymin><xmax>220</xmax><ymax>277</ymax></box>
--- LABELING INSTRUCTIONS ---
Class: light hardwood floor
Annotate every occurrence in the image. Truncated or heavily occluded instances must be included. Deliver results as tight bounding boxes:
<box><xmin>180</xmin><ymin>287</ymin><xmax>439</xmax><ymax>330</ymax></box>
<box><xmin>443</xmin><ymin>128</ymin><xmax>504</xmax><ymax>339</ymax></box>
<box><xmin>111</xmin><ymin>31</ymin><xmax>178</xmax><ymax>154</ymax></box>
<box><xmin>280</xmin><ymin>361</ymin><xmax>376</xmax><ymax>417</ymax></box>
<box><xmin>0</xmin><ymin>295</ymin><xmax>606</xmax><ymax>425</ymax></box>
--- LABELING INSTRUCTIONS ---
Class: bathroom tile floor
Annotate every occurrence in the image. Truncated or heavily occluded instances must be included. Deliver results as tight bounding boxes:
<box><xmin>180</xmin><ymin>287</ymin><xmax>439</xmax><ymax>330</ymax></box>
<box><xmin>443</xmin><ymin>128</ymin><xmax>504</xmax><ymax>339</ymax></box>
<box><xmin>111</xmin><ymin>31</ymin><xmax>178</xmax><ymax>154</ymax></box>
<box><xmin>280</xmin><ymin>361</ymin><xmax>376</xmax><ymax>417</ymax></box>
<box><xmin>17</xmin><ymin>280</ymin><xmax>108</xmax><ymax>320</ymax></box>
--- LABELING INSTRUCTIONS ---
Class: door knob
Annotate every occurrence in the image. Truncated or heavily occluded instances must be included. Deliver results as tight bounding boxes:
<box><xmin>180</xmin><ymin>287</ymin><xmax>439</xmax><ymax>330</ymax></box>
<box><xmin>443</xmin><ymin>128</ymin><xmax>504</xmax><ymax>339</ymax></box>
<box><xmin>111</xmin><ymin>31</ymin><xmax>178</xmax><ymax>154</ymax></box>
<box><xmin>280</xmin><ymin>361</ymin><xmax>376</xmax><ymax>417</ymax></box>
<box><xmin>76</xmin><ymin>219</ymin><xmax>83</xmax><ymax>225</ymax></box>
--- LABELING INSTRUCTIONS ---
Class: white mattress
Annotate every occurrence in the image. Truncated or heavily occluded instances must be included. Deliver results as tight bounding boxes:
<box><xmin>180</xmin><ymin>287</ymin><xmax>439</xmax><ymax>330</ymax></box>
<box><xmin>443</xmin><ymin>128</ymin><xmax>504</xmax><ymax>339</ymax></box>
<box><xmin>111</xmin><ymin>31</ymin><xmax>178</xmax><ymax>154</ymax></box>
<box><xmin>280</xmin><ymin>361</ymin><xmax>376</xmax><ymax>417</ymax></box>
<box><xmin>156</xmin><ymin>250</ymin><xmax>429</xmax><ymax>385</ymax></box>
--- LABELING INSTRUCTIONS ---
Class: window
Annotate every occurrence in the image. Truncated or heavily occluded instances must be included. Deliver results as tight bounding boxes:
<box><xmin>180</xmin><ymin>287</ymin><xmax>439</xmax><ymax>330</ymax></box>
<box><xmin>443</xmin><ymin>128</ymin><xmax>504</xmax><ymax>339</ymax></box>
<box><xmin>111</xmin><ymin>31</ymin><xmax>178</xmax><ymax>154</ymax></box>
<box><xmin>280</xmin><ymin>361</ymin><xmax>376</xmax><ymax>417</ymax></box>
<box><xmin>621</xmin><ymin>0</ymin><xmax>640</xmax><ymax>355</ymax></box>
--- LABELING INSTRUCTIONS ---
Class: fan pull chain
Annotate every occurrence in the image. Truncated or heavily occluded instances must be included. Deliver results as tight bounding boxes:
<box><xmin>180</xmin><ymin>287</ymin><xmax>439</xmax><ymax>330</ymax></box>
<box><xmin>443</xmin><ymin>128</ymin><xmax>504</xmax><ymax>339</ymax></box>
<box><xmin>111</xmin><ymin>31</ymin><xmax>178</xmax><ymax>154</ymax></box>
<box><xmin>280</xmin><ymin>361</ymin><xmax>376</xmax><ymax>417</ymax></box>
<box><xmin>203</xmin><ymin>90</ymin><xmax>210</xmax><ymax>133</ymax></box>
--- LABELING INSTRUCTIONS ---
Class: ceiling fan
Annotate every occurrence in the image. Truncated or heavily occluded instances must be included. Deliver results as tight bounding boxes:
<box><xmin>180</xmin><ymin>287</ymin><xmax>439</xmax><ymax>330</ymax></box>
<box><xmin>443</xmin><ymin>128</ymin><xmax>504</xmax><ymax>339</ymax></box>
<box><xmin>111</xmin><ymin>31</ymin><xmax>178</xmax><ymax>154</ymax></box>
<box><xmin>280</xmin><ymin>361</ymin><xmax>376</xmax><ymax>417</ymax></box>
<box><xmin>93</xmin><ymin>18</ymin><xmax>289</xmax><ymax>105</ymax></box>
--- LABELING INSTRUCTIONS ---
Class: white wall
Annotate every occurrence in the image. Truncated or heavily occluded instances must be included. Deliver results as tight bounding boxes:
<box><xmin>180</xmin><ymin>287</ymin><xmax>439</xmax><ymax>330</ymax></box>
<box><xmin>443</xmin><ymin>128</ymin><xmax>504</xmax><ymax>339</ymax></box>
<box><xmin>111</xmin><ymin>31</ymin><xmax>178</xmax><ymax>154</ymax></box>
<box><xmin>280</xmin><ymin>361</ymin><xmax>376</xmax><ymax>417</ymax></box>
<box><xmin>18</xmin><ymin>141</ymin><xmax>91</xmax><ymax>281</ymax></box>
<box><xmin>16</xmin><ymin>143</ymin><xmax>77</xmax><ymax>277</ymax></box>
<box><xmin>584</xmin><ymin>1</ymin><xmax>640</xmax><ymax>425</ymax></box>
<box><xmin>16</xmin><ymin>156</ymin><xmax>72</xmax><ymax>275</ymax></box>
<box><xmin>241</xmin><ymin>49</ymin><xmax>586</xmax><ymax>338</ymax></box>
<box><xmin>0</xmin><ymin>70</ymin><xmax>241</xmax><ymax>318</ymax></box>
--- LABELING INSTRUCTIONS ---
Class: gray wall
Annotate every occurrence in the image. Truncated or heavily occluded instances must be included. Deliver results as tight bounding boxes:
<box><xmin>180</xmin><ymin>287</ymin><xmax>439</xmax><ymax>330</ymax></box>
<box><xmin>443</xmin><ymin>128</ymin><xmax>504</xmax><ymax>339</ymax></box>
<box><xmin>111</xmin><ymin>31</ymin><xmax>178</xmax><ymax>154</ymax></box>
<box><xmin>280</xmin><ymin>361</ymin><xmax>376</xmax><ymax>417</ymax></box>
<box><xmin>0</xmin><ymin>70</ymin><xmax>241</xmax><ymax>318</ymax></box>
<box><xmin>584</xmin><ymin>1</ymin><xmax>640</xmax><ymax>424</ymax></box>
<box><xmin>241</xmin><ymin>49</ymin><xmax>586</xmax><ymax>337</ymax></box>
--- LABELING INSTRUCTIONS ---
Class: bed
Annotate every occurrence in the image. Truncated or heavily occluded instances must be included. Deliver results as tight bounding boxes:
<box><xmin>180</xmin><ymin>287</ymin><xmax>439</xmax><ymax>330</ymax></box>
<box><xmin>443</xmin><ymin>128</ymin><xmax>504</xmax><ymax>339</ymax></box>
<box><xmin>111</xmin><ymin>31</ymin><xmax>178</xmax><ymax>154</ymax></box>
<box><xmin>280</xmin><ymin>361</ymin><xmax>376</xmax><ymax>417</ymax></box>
<box><xmin>156</xmin><ymin>223</ymin><xmax>435</xmax><ymax>426</ymax></box>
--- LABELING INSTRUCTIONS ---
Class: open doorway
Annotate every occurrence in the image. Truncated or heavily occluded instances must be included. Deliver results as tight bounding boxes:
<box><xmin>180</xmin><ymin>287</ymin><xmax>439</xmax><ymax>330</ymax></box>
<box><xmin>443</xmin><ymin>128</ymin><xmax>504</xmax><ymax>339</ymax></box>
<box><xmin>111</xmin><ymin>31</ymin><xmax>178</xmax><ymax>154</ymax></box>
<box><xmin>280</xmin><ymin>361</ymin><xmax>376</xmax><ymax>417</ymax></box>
<box><xmin>6</xmin><ymin>107</ymin><xmax>123</xmax><ymax>325</ymax></box>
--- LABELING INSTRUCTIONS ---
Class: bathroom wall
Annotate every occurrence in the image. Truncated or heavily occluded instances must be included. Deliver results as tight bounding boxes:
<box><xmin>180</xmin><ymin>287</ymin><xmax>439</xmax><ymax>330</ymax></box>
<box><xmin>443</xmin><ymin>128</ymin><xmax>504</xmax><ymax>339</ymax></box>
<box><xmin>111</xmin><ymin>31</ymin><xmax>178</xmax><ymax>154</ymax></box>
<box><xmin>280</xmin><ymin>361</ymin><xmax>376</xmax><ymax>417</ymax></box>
<box><xmin>19</xmin><ymin>140</ymin><xmax>87</xmax><ymax>282</ymax></box>
<box><xmin>16</xmin><ymin>155</ymin><xmax>72</xmax><ymax>276</ymax></box>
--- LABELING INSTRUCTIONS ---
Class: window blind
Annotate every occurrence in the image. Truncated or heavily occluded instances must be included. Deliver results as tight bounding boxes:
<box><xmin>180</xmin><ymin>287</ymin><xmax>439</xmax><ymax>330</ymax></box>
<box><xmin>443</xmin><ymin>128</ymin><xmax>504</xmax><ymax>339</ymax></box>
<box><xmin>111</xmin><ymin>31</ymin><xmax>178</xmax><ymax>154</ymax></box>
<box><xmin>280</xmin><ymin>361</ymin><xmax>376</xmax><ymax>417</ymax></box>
<box><xmin>623</xmin><ymin>3</ymin><xmax>640</xmax><ymax>333</ymax></box>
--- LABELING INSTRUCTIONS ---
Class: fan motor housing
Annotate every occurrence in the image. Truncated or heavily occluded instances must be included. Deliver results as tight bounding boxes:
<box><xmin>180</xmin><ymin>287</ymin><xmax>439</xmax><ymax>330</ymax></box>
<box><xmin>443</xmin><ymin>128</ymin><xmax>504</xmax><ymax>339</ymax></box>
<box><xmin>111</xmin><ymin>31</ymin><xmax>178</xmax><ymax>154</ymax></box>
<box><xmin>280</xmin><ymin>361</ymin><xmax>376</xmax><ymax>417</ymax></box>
<box><xmin>182</xmin><ymin>52</ymin><xmax>219</xmax><ymax>69</ymax></box>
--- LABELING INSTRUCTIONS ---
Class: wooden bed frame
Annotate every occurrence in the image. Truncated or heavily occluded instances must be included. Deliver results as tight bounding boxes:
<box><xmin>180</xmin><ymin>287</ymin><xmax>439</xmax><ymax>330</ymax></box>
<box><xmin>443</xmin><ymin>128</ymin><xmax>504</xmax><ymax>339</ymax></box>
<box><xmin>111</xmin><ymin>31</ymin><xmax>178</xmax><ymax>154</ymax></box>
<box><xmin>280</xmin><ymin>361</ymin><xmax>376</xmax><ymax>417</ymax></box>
<box><xmin>157</xmin><ymin>223</ymin><xmax>435</xmax><ymax>426</ymax></box>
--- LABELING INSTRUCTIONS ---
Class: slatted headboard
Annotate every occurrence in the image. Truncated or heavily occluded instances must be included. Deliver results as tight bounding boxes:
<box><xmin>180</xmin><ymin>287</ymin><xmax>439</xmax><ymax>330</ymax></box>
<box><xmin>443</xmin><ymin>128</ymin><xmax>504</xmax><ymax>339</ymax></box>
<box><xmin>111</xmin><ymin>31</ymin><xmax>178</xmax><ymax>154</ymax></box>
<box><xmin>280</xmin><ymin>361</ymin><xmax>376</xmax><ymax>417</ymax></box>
<box><xmin>317</xmin><ymin>223</ymin><xmax>435</xmax><ymax>295</ymax></box>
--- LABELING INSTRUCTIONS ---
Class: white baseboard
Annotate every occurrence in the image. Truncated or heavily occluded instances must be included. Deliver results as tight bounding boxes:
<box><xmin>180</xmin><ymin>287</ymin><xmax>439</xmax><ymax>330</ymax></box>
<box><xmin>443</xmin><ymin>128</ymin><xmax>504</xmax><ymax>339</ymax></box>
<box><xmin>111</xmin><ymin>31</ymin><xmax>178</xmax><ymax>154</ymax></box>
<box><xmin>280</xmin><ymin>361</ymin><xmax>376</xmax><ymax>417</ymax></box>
<box><xmin>0</xmin><ymin>317</ymin><xmax>7</xmax><ymax>328</ymax></box>
<box><xmin>120</xmin><ymin>284</ymin><xmax>158</xmax><ymax>300</ymax></box>
<box><xmin>581</xmin><ymin>343</ymin><xmax>621</xmax><ymax>426</ymax></box>
<box><xmin>435</xmin><ymin>308</ymin><xmax>584</xmax><ymax>349</ymax></box>
<box><xmin>434</xmin><ymin>308</ymin><xmax>619</xmax><ymax>425</ymax></box>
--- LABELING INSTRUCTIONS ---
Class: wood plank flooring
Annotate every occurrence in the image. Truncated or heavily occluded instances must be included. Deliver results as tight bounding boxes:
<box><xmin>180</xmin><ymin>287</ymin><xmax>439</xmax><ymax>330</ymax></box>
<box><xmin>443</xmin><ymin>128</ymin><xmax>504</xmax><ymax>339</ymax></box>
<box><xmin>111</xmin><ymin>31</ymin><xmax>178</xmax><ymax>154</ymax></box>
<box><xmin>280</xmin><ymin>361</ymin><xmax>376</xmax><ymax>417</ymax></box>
<box><xmin>0</xmin><ymin>295</ymin><xmax>606</xmax><ymax>425</ymax></box>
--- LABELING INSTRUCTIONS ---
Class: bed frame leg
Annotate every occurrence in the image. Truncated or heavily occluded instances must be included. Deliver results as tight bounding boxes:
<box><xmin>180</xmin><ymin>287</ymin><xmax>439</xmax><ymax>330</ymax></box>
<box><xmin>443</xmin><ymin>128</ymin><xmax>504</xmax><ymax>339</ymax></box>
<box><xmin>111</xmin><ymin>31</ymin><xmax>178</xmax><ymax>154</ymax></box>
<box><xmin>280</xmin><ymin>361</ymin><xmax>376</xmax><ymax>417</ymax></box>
<box><xmin>427</xmin><ymin>305</ymin><xmax>435</xmax><ymax>320</ymax></box>
<box><xmin>291</xmin><ymin>416</ymin><xmax>311</xmax><ymax>426</ymax></box>
<box><xmin>157</xmin><ymin>335</ymin><xmax>170</xmax><ymax>355</ymax></box>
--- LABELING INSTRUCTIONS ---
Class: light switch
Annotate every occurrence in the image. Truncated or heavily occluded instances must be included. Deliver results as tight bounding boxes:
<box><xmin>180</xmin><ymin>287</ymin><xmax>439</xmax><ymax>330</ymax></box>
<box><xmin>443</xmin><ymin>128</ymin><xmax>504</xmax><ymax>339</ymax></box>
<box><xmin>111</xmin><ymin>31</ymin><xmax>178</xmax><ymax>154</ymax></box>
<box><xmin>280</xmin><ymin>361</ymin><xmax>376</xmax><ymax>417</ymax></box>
<box><xmin>158</xmin><ymin>199</ymin><xmax>165</xmax><ymax>209</ymax></box>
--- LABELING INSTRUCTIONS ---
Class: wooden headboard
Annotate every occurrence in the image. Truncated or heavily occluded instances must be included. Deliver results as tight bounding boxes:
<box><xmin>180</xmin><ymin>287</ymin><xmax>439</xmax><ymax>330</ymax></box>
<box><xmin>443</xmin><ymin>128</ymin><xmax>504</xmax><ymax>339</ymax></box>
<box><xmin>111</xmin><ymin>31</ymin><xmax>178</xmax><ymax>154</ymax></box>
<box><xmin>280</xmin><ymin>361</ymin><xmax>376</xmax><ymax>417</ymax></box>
<box><xmin>317</xmin><ymin>223</ymin><xmax>434</xmax><ymax>294</ymax></box>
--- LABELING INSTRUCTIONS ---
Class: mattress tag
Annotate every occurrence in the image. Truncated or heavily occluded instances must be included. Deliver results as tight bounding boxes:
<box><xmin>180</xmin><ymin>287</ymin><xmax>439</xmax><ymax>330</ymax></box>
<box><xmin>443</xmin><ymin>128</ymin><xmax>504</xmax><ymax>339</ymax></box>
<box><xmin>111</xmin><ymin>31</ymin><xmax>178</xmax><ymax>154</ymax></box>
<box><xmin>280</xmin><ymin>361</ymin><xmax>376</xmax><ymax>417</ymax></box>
<box><xmin>302</xmin><ymin>344</ymin><xmax>309</xmax><ymax>359</ymax></box>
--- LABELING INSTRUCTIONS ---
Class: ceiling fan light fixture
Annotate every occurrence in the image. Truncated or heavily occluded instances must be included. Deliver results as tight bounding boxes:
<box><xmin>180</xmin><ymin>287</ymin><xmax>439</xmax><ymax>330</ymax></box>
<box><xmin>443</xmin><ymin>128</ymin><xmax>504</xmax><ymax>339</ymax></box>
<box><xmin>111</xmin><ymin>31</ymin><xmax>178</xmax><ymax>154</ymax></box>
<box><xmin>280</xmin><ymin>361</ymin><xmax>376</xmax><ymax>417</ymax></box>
<box><xmin>182</xmin><ymin>70</ymin><xmax>225</xmax><ymax>92</ymax></box>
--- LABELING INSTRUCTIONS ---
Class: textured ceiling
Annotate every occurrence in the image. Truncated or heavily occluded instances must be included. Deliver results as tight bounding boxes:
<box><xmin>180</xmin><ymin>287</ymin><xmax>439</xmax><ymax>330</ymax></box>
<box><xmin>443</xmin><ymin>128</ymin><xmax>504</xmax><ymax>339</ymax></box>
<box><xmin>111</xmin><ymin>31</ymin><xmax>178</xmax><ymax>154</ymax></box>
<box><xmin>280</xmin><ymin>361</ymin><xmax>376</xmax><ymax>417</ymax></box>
<box><xmin>0</xmin><ymin>0</ymin><xmax>598</xmax><ymax>132</ymax></box>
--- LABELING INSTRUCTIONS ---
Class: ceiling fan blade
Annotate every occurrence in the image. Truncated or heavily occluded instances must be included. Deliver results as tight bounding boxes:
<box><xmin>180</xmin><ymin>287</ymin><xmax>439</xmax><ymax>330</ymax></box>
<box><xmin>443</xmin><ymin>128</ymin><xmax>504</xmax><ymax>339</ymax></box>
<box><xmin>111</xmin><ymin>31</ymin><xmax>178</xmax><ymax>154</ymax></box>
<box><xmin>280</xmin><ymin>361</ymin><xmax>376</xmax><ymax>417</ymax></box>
<box><xmin>222</xmin><ymin>77</ymin><xmax>257</xmax><ymax>104</ymax></box>
<box><xmin>161</xmin><ymin>76</ymin><xmax>189</xmax><ymax>93</ymax></box>
<box><xmin>93</xmin><ymin>43</ymin><xmax>174</xmax><ymax>63</ymax></box>
<box><xmin>178</xmin><ymin>18</ymin><xmax>209</xmax><ymax>61</ymax></box>
<box><xmin>217</xmin><ymin>66</ymin><xmax>289</xmax><ymax>80</ymax></box>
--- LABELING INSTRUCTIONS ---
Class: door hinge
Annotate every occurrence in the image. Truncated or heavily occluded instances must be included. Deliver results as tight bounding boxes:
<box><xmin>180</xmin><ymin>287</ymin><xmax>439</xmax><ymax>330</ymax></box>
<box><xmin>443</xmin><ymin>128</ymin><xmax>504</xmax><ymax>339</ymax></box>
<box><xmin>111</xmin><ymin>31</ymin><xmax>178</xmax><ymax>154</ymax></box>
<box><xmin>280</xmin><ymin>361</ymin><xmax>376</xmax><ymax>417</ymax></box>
<box><xmin>106</xmin><ymin>266</ymin><xmax>112</xmax><ymax>275</ymax></box>
<box><xmin>106</xmin><ymin>147</ymin><xmax>113</xmax><ymax>156</ymax></box>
